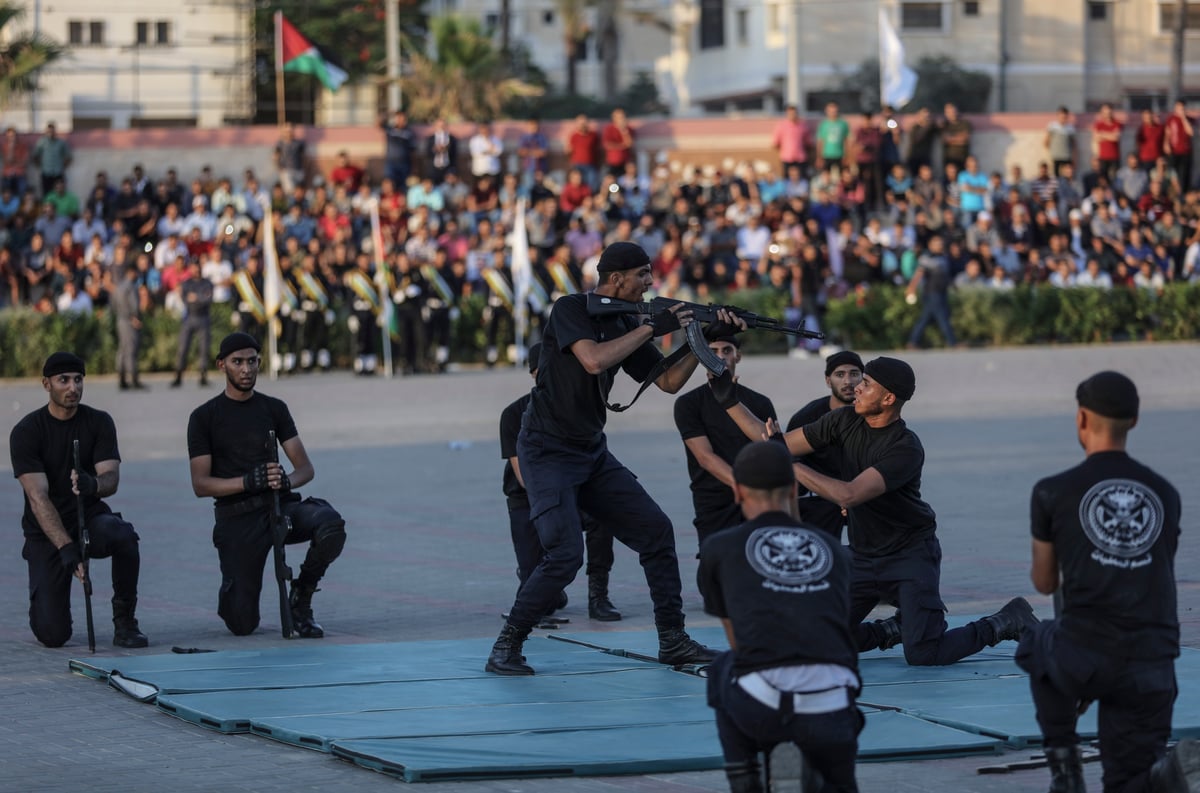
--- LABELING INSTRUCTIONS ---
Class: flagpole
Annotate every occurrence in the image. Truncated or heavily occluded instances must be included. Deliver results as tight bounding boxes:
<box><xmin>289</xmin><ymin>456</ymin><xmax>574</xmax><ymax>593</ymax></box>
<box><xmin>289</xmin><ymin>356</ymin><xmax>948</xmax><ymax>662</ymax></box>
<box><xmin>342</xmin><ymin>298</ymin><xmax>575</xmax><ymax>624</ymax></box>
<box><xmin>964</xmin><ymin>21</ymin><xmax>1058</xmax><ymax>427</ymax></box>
<box><xmin>262</xmin><ymin>203</ymin><xmax>281</xmax><ymax>381</ymax></box>
<box><xmin>274</xmin><ymin>10</ymin><xmax>285</xmax><ymax>126</ymax></box>
<box><xmin>369</xmin><ymin>200</ymin><xmax>394</xmax><ymax>379</ymax></box>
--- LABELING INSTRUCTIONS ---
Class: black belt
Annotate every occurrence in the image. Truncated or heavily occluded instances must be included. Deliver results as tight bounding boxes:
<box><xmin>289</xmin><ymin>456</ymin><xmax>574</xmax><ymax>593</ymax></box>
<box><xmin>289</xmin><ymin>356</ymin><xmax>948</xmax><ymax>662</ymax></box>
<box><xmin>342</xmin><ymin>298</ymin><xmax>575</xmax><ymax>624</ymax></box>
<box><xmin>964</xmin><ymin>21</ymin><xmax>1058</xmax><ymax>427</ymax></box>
<box><xmin>214</xmin><ymin>494</ymin><xmax>274</xmax><ymax>520</ymax></box>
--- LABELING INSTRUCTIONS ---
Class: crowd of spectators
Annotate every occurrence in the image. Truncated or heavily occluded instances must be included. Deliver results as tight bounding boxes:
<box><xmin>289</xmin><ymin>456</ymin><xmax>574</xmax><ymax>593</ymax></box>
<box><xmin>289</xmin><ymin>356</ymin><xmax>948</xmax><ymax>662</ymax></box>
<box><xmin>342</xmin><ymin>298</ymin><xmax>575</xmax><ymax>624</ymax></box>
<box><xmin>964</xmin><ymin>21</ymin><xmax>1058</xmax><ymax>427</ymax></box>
<box><xmin>2</xmin><ymin>101</ymin><xmax>1198</xmax><ymax>365</ymax></box>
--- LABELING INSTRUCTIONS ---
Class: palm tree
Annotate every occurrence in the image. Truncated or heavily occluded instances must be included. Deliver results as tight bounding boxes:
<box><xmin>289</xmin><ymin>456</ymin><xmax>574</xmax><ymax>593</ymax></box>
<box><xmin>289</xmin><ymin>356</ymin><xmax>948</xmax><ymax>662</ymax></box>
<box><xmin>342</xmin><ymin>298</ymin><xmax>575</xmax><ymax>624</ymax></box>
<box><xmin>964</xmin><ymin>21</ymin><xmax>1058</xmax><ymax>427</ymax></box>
<box><xmin>400</xmin><ymin>15</ymin><xmax>541</xmax><ymax>123</ymax></box>
<box><xmin>0</xmin><ymin>2</ymin><xmax>65</xmax><ymax>110</ymax></box>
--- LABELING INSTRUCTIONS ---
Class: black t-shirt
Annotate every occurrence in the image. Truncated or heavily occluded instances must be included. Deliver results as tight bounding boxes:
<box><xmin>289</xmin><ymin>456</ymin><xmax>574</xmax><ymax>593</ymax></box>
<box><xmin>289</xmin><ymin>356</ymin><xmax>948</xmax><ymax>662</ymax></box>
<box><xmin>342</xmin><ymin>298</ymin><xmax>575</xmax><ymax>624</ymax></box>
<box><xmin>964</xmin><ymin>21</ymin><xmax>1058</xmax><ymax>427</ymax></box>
<box><xmin>1031</xmin><ymin>450</ymin><xmax>1180</xmax><ymax>660</ymax></box>
<box><xmin>523</xmin><ymin>292</ymin><xmax>661</xmax><ymax>445</ymax></box>
<box><xmin>803</xmin><ymin>409</ymin><xmax>936</xmax><ymax>556</ymax></box>
<box><xmin>787</xmin><ymin>397</ymin><xmax>845</xmax><ymax>482</ymax></box>
<box><xmin>10</xmin><ymin>404</ymin><xmax>118</xmax><ymax>538</ymax></box>
<box><xmin>186</xmin><ymin>391</ymin><xmax>298</xmax><ymax>507</ymax></box>
<box><xmin>500</xmin><ymin>391</ymin><xmax>531</xmax><ymax>508</ymax></box>
<box><xmin>698</xmin><ymin>511</ymin><xmax>856</xmax><ymax>675</ymax></box>
<box><xmin>674</xmin><ymin>382</ymin><xmax>776</xmax><ymax>523</ymax></box>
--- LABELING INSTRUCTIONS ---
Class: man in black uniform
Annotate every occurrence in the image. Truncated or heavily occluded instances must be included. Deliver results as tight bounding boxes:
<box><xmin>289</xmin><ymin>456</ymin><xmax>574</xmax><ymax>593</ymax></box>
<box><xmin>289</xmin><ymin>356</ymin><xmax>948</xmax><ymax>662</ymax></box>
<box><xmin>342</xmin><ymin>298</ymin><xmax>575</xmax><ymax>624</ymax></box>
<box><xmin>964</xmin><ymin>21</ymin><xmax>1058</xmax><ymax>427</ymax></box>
<box><xmin>172</xmin><ymin>258</ymin><xmax>213</xmax><ymax>388</ymax></box>
<box><xmin>785</xmin><ymin>351</ymin><xmax>863</xmax><ymax>538</ymax></box>
<box><xmin>187</xmin><ymin>333</ymin><xmax>347</xmax><ymax>637</ymax></box>
<box><xmin>500</xmin><ymin>343</ymin><xmax>620</xmax><ymax>622</ymax></box>
<box><xmin>674</xmin><ymin>334</ymin><xmax>777</xmax><ymax>557</ymax></box>
<box><xmin>700</xmin><ymin>441</ymin><xmax>860</xmax><ymax>793</ymax></box>
<box><xmin>485</xmin><ymin>241</ymin><xmax>727</xmax><ymax>675</ymax></box>
<box><xmin>10</xmin><ymin>352</ymin><xmax>149</xmax><ymax>648</ymax></box>
<box><xmin>715</xmin><ymin>356</ymin><xmax>1037</xmax><ymax>666</ymax></box>
<box><xmin>1017</xmin><ymin>371</ymin><xmax>1199</xmax><ymax>793</ymax></box>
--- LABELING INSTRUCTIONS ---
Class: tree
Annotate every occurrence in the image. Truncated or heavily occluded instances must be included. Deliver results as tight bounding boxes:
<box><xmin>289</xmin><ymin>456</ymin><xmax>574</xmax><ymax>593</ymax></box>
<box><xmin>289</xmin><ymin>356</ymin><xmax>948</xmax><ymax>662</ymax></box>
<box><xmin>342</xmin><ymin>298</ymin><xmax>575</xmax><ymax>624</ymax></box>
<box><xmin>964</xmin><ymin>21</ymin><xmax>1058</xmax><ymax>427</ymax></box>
<box><xmin>399</xmin><ymin>15</ymin><xmax>541</xmax><ymax>123</ymax></box>
<box><xmin>835</xmin><ymin>56</ymin><xmax>993</xmax><ymax>114</ymax></box>
<box><xmin>555</xmin><ymin>0</ymin><xmax>589</xmax><ymax>96</ymax></box>
<box><xmin>0</xmin><ymin>2</ymin><xmax>64</xmax><ymax>110</ymax></box>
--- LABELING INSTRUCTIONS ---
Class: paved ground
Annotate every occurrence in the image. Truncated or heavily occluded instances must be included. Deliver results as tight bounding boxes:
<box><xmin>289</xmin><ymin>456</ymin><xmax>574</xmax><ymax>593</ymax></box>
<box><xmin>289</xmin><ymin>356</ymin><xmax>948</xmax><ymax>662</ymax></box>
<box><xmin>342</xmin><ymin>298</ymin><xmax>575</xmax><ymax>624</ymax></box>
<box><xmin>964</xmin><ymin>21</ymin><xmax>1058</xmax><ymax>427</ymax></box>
<box><xmin>1</xmin><ymin>342</ymin><xmax>1197</xmax><ymax>792</ymax></box>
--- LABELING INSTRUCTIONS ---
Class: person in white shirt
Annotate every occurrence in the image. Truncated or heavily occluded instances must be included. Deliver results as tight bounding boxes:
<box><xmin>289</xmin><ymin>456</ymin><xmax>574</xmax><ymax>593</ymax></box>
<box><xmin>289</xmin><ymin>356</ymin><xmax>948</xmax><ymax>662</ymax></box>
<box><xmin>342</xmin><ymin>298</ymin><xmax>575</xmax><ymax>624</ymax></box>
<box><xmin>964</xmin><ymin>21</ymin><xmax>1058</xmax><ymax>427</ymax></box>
<box><xmin>202</xmin><ymin>248</ymin><xmax>234</xmax><ymax>303</ymax></box>
<box><xmin>1075</xmin><ymin>257</ymin><xmax>1113</xmax><ymax>289</ymax></box>
<box><xmin>469</xmin><ymin>123</ymin><xmax>503</xmax><ymax>184</ymax></box>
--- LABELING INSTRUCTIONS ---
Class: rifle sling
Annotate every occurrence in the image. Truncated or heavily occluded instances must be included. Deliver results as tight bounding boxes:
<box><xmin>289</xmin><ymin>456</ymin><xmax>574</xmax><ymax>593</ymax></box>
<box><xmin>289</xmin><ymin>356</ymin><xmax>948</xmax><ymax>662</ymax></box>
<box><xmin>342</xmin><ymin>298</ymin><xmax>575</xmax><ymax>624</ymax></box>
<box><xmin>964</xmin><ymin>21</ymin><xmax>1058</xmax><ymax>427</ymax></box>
<box><xmin>603</xmin><ymin>343</ymin><xmax>692</xmax><ymax>413</ymax></box>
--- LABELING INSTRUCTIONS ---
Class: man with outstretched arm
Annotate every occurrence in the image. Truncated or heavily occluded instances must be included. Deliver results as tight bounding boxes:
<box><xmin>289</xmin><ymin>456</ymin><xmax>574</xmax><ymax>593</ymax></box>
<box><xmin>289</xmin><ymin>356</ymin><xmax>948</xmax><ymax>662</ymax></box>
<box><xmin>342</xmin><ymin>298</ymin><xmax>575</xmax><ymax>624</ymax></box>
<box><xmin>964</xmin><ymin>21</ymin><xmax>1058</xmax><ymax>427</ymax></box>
<box><xmin>712</xmin><ymin>356</ymin><xmax>1037</xmax><ymax>666</ymax></box>
<box><xmin>785</xmin><ymin>350</ymin><xmax>864</xmax><ymax>539</ymax></box>
<box><xmin>10</xmin><ymin>352</ymin><xmax>148</xmax><ymax>648</ymax></box>
<box><xmin>486</xmin><ymin>241</ymin><xmax>737</xmax><ymax>675</ymax></box>
<box><xmin>187</xmin><ymin>332</ymin><xmax>346</xmax><ymax>638</ymax></box>
<box><xmin>1017</xmin><ymin>371</ymin><xmax>1198</xmax><ymax>793</ymax></box>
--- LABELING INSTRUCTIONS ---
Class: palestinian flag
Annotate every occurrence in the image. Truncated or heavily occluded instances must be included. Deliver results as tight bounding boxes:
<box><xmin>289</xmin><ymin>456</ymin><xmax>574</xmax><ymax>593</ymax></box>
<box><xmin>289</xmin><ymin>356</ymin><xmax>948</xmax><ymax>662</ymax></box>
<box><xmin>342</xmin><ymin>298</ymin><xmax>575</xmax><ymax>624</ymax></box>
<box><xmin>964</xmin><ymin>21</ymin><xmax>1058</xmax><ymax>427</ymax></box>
<box><xmin>276</xmin><ymin>12</ymin><xmax>348</xmax><ymax>92</ymax></box>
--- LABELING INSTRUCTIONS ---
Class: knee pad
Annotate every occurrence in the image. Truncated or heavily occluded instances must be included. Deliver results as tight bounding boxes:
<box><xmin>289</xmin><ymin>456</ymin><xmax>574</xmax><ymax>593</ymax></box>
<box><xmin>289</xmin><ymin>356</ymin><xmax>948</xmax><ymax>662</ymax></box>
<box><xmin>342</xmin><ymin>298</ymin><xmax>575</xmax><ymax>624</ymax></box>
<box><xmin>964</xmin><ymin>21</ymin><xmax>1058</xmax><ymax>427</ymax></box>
<box><xmin>311</xmin><ymin>519</ymin><xmax>347</xmax><ymax>564</ymax></box>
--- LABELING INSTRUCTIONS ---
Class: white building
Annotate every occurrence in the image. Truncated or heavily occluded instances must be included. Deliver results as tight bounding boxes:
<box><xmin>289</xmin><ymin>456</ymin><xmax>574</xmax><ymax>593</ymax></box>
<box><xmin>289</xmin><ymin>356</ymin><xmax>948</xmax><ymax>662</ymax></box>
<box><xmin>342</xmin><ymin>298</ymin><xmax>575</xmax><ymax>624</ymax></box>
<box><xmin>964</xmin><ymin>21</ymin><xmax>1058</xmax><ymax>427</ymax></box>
<box><xmin>8</xmin><ymin>0</ymin><xmax>253</xmax><ymax>131</ymax></box>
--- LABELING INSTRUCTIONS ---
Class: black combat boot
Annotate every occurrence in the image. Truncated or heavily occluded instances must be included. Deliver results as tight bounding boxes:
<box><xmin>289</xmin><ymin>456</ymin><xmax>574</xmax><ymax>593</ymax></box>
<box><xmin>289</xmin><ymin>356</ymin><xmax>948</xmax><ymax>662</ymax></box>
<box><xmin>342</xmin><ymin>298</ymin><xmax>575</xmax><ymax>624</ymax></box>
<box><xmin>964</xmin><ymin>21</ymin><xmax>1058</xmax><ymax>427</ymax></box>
<box><xmin>658</xmin><ymin>626</ymin><xmax>719</xmax><ymax>666</ymax></box>
<box><xmin>872</xmin><ymin>611</ymin><xmax>903</xmax><ymax>650</ymax></box>
<box><xmin>724</xmin><ymin>759</ymin><xmax>765</xmax><ymax>793</ymax></box>
<box><xmin>1044</xmin><ymin>745</ymin><xmax>1086</xmax><ymax>793</ymax></box>
<box><xmin>111</xmin><ymin>598</ymin><xmax>149</xmax><ymax>648</ymax></box>
<box><xmin>588</xmin><ymin>573</ymin><xmax>622</xmax><ymax>621</ymax></box>
<box><xmin>485</xmin><ymin>624</ymin><xmax>534</xmax><ymax>676</ymax></box>
<box><xmin>170</xmin><ymin>372</ymin><xmax>183</xmax><ymax>388</ymax></box>
<box><xmin>289</xmin><ymin>583</ymin><xmax>325</xmax><ymax>638</ymax></box>
<box><xmin>1149</xmin><ymin>739</ymin><xmax>1200</xmax><ymax>792</ymax></box>
<box><xmin>981</xmin><ymin>597</ymin><xmax>1039</xmax><ymax>645</ymax></box>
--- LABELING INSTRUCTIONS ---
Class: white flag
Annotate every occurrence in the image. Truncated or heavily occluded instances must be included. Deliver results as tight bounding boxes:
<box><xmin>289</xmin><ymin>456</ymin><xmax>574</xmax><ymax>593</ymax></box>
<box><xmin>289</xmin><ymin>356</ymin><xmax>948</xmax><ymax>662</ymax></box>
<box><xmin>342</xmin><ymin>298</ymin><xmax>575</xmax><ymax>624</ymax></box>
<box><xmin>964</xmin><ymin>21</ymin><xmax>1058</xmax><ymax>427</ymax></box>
<box><xmin>262</xmin><ymin>204</ymin><xmax>281</xmax><ymax>319</ymax></box>
<box><xmin>509</xmin><ymin>197</ymin><xmax>532</xmax><ymax>355</ymax></box>
<box><xmin>879</xmin><ymin>8</ymin><xmax>917</xmax><ymax>109</ymax></box>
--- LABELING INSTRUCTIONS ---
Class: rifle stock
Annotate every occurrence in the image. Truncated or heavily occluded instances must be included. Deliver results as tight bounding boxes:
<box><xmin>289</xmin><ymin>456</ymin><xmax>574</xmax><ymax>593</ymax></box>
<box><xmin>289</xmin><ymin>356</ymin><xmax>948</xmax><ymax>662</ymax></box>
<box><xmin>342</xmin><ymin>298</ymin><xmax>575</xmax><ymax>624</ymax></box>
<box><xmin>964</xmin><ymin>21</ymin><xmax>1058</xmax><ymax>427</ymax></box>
<box><xmin>267</xmin><ymin>431</ymin><xmax>296</xmax><ymax>639</ymax></box>
<box><xmin>72</xmin><ymin>440</ymin><xmax>95</xmax><ymax>654</ymax></box>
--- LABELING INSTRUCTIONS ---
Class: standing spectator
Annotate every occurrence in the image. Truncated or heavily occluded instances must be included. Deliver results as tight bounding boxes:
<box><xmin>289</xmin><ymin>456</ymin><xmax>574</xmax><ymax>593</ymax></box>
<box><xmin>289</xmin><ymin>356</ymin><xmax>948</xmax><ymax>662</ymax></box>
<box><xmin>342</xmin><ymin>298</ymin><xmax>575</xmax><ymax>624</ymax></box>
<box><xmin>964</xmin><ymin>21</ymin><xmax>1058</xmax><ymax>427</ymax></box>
<box><xmin>853</xmin><ymin>111</ymin><xmax>884</xmax><ymax>209</ymax></box>
<box><xmin>424</xmin><ymin>118</ymin><xmax>458</xmax><ymax>185</ymax></box>
<box><xmin>112</xmin><ymin>264</ymin><xmax>147</xmax><ymax>390</ymax></box>
<box><xmin>1116</xmin><ymin>152</ymin><xmax>1149</xmax><ymax>202</ymax></box>
<box><xmin>1</xmin><ymin>127</ymin><xmax>29</xmax><ymax>196</ymax></box>
<box><xmin>1164</xmin><ymin>99</ymin><xmax>1195</xmax><ymax>189</ymax></box>
<box><xmin>567</xmin><ymin>114</ymin><xmax>600</xmax><ymax>190</ymax></box>
<box><xmin>1135</xmin><ymin>109</ymin><xmax>1165</xmax><ymax>171</ymax></box>
<box><xmin>380</xmin><ymin>110</ymin><xmax>417</xmax><ymax>189</ymax></box>
<box><xmin>906</xmin><ymin>235</ymin><xmax>956</xmax><ymax>349</ymax></box>
<box><xmin>940</xmin><ymin>103</ymin><xmax>972</xmax><ymax>171</ymax></box>
<box><xmin>516</xmin><ymin>118</ymin><xmax>549</xmax><ymax>195</ymax></box>
<box><xmin>273</xmin><ymin>123</ymin><xmax>307</xmax><ymax>193</ymax></box>
<box><xmin>1092</xmin><ymin>103</ymin><xmax>1123</xmax><ymax>184</ymax></box>
<box><xmin>1044</xmin><ymin>106</ymin><xmax>1077</xmax><ymax>176</ymax></box>
<box><xmin>468</xmin><ymin>122</ymin><xmax>503</xmax><ymax>186</ymax></box>
<box><xmin>172</xmin><ymin>259</ymin><xmax>213</xmax><ymax>388</ymax></box>
<box><xmin>771</xmin><ymin>104</ymin><xmax>809</xmax><ymax>176</ymax></box>
<box><xmin>956</xmin><ymin>156</ymin><xmax>989</xmax><ymax>224</ymax></box>
<box><xmin>905</xmin><ymin>106</ymin><xmax>938</xmax><ymax>173</ymax></box>
<box><xmin>31</xmin><ymin>122</ymin><xmax>71</xmax><ymax>195</ymax></box>
<box><xmin>816</xmin><ymin>101</ymin><xmax>850</xmax><ymax>170</ymax></box>
<box><xmin>602</xmin><ymin>108</ymin><xmax>635</xmax><ymax>178</ymax></box>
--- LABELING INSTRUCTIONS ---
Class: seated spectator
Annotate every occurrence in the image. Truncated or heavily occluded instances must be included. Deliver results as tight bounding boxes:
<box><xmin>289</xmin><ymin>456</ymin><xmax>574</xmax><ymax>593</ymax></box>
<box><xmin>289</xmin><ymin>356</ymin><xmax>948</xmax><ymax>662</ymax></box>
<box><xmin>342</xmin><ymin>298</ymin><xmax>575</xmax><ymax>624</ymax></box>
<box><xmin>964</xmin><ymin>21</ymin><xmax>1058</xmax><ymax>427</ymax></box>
<box><xmin>56</xmin><ymin>278</ymin><xmax>92</xmax><ymax>314</ymax></box>
<box><xmin>44</xmin><ymin>179</ymin><xmax>79</xmax><ymax>218</ymax></box>
<box><xmin>1075</xmin><ymin>257</ymin><xmax>1113</xmax><ymax>288</ymax></box>
<box><xmin>34</xmin><ymin>202</ymin><xmax>71</xmax><ymax>245</ymax></box>
<box><xmin>1133</xmin><ymin>258</ymin><xmax>1165</xmax><ymax>293</ymax></box>
<box><xmin>954</xmin><ymin>256</ymin><xmax>989</xmax><ymax>289</ymax></box>
<box><xmin>1115</xmin><ymin>153</ymin><xmax>1148</xmax><ymax>202</ymax></box>
<box><xmin>559</xmin><ymin>168</ymin><xmax>591</xmax><ymax>215</ymax></box>
<box><xmin>329</xmin><ymin>150</ymin><xmax>365</xmax><ymax>194</ymax></box>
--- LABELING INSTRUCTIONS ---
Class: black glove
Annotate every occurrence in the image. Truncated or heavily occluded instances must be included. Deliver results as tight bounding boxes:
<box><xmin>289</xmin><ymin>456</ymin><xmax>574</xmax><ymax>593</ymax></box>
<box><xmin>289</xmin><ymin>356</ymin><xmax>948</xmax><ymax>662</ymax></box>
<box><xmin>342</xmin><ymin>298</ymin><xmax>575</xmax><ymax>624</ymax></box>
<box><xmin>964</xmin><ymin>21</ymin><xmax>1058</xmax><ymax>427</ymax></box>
<box><xmin>75</xmin><ymin>470</ymin><xmax>98</xmax><ymax>496</ymax></box>
<box><xmin>703</xmin><ymin>316</ymin><xmax>743</xmax><ymax>342</ymax></box>
<box><xmin>768</xmin><ymin>427</ymin><xmax>788</xmax><ymax>447</ymax></box>
<box><xmin>243</xmin><ymin>463</ymin><xmax>270</xmax><ymax>494</ymax></box>
<box><xmin>648</xmin><ymin>307</ymin><xmax>682</xmax><ymax>337</ymax></box>
<box><xmin>279</xmin><ymin>471</ymin><xmax>291</xmax><ymax>491</ymax></box>
<box><xmin>59</xmin><ymin>541</ymin><xmax>82</xmax><ymax>572</ymax></box>
<box><xmin>709</xmin><ymin>370</ymin><xmax>739</xmax><ymax>409</ymax></box>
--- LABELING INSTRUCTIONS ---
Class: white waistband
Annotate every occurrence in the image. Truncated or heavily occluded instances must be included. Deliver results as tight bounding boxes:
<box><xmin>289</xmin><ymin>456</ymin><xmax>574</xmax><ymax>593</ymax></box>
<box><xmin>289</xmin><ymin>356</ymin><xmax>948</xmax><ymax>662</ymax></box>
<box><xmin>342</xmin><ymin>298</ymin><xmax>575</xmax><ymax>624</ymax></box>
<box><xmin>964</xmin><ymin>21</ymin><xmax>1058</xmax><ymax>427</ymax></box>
<box><xmin>735</xmin><ymin>672</ymin><xmax>851</xmax><ymax>714</ymax></box>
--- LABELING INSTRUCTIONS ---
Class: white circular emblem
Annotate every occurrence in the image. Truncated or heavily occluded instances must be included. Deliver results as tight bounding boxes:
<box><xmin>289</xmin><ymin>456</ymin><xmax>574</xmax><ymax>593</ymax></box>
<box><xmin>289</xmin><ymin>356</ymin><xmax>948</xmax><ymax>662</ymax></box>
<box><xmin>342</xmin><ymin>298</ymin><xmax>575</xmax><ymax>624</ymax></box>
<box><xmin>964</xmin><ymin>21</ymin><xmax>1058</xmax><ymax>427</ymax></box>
<box><xmin>746</xmin><ymin>526</ymin><xmax>833</xmax><ymax>585</ymax></box>
<box><xmin>1078</xmin><ymin>478</ymin><xmax>1164</xmax><ymax>559</ymax></box>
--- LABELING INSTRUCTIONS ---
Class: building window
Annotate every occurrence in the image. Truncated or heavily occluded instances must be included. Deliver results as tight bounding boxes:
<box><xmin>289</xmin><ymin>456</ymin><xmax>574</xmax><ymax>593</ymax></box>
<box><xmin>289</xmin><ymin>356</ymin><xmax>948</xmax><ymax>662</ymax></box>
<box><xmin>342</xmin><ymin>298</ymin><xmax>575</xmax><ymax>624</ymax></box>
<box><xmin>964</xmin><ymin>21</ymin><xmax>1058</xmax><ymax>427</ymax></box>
<box><xmin>699</xmin><ymin>0</ymin><xmax>726</xmax><ymax>50</ymax></box>
<box><xmin>68</xmin><ymin>20</ymin><xmax>104</xmax><ymax>45</ymax></box>
<box><xmin>963</xmin><ymin>0</ymin><xmax>979</xmax><ymax>16</ymax></box>
<box><xmin>156</xmin><ymin>21</ymin><xmax>171</xmax><ymax>45</ymax></box>
<box><xmin>1088</xmin><ymin>2</ymin><xmax>1107</xmax><ymax>20</ymax></box>
<box><xmin>901</xmin><ymin>1</ymin><xmax>945</xmax><ymax>31</ymax></box>
<box><xmin>1160</xmin><ymin>3</ymin><xmax>1200</xmax><ymax>32</ymax></box>
<box><xmin>484</xmin><ymin>13</ymin><xmax>498</xmax><ymax>34</ymax></box>
<box><xmin>767</xmin><ymin>2</ymin><xmax>781</xmax><ymax>34</ymax></box>
<box><xmin>736</xmin><ymin>8</ymin><xmax>749</xmax><ymax>45</ymax></box>
<box><xmin>136</xmin><ymin>20</ymin><xmax>171</xmax><ymax>46</ymax></box>
<box><xmin>543</xmin><ymin>10</ymin><xmax>554</xmax><ymax>25</ymax></box>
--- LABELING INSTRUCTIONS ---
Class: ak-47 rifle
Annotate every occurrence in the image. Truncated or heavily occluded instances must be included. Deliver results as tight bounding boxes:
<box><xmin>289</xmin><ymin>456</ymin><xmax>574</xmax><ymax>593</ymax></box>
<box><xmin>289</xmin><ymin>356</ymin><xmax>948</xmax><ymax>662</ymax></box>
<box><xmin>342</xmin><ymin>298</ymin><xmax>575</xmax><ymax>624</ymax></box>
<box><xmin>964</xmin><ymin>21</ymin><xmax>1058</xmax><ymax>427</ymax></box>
<box><xmin>267</xmin><ymin>431</ymin><xmax>296</xmax><ymax>639</ymax></box>
<box><xmin>587</xmin><ymin>294</ymin><xmax>824</xmax><ymax>378</ymax></box>
<box><xmin>72</xmin><ymin>439</ymin><xmax>96</xmax><ymax>654</ymax></box>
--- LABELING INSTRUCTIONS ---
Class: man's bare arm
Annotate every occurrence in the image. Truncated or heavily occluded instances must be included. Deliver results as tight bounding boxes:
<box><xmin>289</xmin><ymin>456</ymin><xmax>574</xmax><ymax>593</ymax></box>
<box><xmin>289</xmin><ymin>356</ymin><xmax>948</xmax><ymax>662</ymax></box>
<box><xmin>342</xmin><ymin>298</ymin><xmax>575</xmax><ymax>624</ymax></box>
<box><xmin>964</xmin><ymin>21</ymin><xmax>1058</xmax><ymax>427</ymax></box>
<box><xmin>683</xmin><ymin>436</ymin><xmax>735</xmax><ymax>488</ymax></box>
<box><xmin>791</xmin><ymin>463</ymin><xmax>886</xmax><ymax>509</ymax></box>
<box><xmin>1030</xmin><ymin>538</ymin><xmax>1059</xmax><ymax>595</ymax></box>
<box><xmin>280</xmin><ymin>435</ymin><xmax>315</xmax><ymax>489</ymax></box>
<box><xmin>18</xmin><ymin>472</ymin><xmax>75</xmax><ymax>548</ymax></box>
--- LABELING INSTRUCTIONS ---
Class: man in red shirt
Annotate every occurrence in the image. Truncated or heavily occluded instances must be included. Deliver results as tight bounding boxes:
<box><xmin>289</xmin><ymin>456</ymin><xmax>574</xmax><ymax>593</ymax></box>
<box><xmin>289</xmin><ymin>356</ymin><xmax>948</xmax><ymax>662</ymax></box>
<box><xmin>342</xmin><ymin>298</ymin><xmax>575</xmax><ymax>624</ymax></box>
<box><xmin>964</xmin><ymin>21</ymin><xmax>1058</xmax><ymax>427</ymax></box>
<box><xmin>567</xmin><ymin>115</ymin><xmax>600</xmax><ymax>190</ymax></box>
<box><xmin>559</xmin><ymin>168</ymin><xmax>592</xmax><ymax>214</ymax></box>
<box><xmin>771</xmin><ymin>104</ymin><xmax>809</xmax><ymax>175</ymax></box>
<box><xmin>602</xmin><ymin>108</ymin><xmax>635</xmax><ymax>178</ymax></box>
<box><xmin>1135</xmin><ymin>109</ymin><xmax>1165</xmax><ymax>170</ymax></box>
<box><xmin>329</xmin><ymin>150</ymin><xmax>364</xmax><ymax>194</ymax></box>
<box><xmin>1092</xmin><ymin>103</ymin><xmax>1123</xmax><ymax>185</ymax></box>
<box><xmin>1165</xmin><ymin>99</ymin><xmax>1194</xmax><ymax>190</ymax></box>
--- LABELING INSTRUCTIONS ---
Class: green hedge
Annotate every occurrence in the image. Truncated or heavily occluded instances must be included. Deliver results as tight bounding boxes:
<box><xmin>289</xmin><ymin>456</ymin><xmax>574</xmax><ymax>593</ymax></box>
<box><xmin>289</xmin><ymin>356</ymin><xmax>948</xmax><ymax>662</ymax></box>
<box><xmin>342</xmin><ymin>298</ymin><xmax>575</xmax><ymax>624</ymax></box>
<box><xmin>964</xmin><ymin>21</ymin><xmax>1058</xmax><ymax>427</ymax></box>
<box><xmin>3</xmin><ymin>284</ymin><xmax>1197</xmax><ymax>377</ymax></box>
